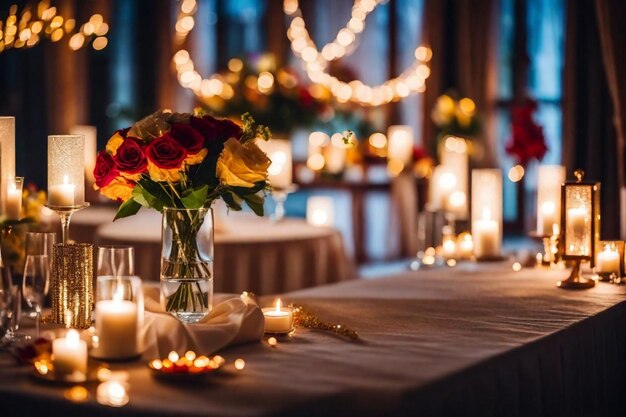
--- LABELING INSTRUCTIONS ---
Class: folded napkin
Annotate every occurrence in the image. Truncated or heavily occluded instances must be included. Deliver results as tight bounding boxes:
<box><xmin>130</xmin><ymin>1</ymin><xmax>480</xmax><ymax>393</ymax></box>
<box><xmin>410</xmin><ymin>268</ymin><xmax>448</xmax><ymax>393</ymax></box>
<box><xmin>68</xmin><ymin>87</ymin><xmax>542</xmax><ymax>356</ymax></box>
<box><xmin>141</xmin><ymin>286</ymin><xmax>264</xmax><ymax>357</ymax></box>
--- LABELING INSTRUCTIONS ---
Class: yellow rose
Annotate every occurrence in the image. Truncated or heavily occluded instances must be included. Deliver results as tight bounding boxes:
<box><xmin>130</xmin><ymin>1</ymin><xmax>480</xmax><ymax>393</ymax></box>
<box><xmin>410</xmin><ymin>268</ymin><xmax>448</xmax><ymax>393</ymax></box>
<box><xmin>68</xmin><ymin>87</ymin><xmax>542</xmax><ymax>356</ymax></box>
<box><xmin>184</xmin><ymin>148</ymin><xmax>208</xmax><ymax>166</ymax></box>
<box><xmin>106</xmin><ymin>132</ymin><xmax>125</xmax><ymax>156</ymax></box>
<box><xmin>216</xmin><ymin>138</ymin><xmax>270</xmax><ymax>188</ymax></box>
<box><xmin>100</xmin><ymin>177</ymin><xmax>135</xmax><ymax>202</ymax></box>
<box><xmin>146</xmin><ymin>160</ymin><xmax>181</xmax><ymax>183</ymax></box>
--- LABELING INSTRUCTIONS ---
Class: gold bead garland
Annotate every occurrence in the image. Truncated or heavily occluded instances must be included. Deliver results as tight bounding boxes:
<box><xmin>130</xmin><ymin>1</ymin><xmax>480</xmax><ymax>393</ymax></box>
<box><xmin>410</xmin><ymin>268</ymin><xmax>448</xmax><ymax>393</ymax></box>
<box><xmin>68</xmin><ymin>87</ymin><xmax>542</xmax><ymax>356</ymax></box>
<box><xmin>292</xmin><ymin>305</ymin><xmax>359</xmax><ymax>341</ymax></box>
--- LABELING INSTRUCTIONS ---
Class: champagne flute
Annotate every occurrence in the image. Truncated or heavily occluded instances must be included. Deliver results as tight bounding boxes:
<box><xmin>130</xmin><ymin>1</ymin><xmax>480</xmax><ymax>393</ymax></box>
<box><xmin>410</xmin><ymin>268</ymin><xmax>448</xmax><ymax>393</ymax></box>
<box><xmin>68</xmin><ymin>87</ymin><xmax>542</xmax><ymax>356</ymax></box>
<box><xmin>22</xmin><ymin>255</ymin><xmax>50</xmax><ymax>338</ymax></box>
<box><xmin>23</xmin><ymin>232</ymin><xmax>56</xmax><ymax>319</ymax></box>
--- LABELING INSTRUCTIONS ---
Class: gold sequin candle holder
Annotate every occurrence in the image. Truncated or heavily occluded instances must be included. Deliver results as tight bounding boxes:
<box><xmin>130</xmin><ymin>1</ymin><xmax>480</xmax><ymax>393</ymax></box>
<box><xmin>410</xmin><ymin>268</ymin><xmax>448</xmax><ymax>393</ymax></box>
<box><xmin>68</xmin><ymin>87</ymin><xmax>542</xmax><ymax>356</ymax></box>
<box><xmin>52</xmin><ymin>243</ymin><xmax>94</xmax><ymax>328</ymax></box>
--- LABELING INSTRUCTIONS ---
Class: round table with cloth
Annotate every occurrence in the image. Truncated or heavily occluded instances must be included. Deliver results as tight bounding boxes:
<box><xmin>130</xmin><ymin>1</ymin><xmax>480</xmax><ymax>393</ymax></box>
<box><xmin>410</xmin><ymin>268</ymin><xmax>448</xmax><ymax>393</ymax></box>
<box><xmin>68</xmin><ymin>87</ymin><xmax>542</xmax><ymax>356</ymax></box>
<box><xmin>94</xmin><ymin>209</ymin><xmax>356</xmax><ymax>294</ymax></box>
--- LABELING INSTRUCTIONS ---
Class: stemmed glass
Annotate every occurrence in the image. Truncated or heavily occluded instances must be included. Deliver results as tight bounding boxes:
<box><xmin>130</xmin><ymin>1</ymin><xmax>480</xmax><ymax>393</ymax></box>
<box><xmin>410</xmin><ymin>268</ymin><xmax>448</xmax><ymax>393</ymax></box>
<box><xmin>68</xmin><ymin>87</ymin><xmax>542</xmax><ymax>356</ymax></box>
<box><xmin>0</xmin><ymin>251</ymin><xmax>15</xmax><ymax>344</ymax></box>
<box><xmin>97</xmin><ymin>245</ymin><xmax>135</xmax><ymax>277</ymax></box>
<box><xmin>22</xmin><ymin>232</ymin><xmax>55</xmax><ymax>319</ymax></box>
<box><xmin>22</xmin><ymin>255</ymin><xmax>50</xmax><ymax>337</ymax></box>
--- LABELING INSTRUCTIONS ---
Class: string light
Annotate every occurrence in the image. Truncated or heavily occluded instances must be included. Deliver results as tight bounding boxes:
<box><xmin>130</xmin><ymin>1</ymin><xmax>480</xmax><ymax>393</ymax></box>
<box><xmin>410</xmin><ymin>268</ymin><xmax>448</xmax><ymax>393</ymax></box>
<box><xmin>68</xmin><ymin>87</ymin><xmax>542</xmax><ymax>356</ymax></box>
<box><xmin>0</xmin><ymin>1</ymin><xmax>108</xmax><ymax>53</ymax></box>
<box><xmin>284</xmin><ymin>0</ymin><xmax>432</xmax><ymax>106</ymax></box>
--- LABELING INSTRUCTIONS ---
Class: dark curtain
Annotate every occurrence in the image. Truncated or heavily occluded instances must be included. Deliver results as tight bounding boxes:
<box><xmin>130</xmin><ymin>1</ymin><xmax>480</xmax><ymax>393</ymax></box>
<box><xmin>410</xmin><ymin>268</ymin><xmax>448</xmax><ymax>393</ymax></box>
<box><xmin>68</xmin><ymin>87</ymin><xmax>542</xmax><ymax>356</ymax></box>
<box><xmin>594</xmin><ymin>0</ymin><xmax>626</xmax><ymax>238</ymax></box>
<box><xmin>562</xmin><ymin>0</ymin><xmax>619</xmax><ymax>238</ymax></box>
<box><xmin>421</xmin><ymin>0</ymin><xmax>498</xmax><ymax>166</ymax></box>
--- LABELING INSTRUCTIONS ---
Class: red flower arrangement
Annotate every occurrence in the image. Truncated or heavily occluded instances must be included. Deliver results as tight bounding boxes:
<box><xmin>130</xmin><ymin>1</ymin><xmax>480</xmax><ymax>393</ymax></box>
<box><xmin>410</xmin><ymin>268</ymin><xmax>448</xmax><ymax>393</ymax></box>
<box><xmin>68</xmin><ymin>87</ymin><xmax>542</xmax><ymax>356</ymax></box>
<box><xmin>505</xmin><ymin>99</ymin><xmax>548</xmax><ymax>166</ymax></box>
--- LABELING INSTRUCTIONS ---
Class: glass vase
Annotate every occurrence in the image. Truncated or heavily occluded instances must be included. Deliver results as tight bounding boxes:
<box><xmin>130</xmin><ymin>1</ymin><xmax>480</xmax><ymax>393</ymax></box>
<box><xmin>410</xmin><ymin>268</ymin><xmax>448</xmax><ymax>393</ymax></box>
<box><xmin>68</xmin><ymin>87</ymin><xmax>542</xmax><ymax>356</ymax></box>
<box><xmin>160</xmin><ymin>207</ymin><xmax>214</xmax><ymax>323</ymax></box>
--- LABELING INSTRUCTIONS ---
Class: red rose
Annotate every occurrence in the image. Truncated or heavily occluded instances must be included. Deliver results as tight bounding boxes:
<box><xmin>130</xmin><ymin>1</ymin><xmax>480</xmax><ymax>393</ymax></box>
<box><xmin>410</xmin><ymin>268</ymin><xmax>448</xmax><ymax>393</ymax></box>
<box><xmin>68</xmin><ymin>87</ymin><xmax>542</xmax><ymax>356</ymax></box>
<box><xmin>145</xmin><ymin>134</ymin><xmax>187</xmax><ymax>169</ymax></box>
<box><xmin>169</xmin><ymin>123</ymin><xmax>205</xmax><ymax>154</ymax></box>
<box><xmin>190</xmin><ymin>115</ymin><xmax>242</xmax><ymax>152</ymax></box>
<box><xmin>113</xmin><ymin>138</ymin><xmax>148</xmax><ymax>174</ymax></box>
<box><xmin>94</xmin><ymin>151</ymin><xmax>119</xmax><ymax>188</ymax></box>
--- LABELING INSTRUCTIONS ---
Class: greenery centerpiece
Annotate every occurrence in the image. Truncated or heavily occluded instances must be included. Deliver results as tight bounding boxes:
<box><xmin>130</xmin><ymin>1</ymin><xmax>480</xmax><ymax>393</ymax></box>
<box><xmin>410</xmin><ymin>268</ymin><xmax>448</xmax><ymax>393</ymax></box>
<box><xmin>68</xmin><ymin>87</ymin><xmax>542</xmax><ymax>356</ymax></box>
<box><xmin>94</xmin><ymin>109</ymin><xmax>271</xmax><ymax>322</ymax></box>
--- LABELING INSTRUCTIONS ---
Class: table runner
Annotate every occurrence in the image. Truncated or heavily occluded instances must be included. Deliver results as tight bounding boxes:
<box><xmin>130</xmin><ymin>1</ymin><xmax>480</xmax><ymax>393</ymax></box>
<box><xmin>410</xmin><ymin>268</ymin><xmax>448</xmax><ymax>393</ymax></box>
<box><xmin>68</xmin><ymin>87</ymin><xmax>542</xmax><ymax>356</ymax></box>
<box><xmin>1</xmin><ymin>264</ymin><xmax>625</xmax><ymax>416</ymax></box>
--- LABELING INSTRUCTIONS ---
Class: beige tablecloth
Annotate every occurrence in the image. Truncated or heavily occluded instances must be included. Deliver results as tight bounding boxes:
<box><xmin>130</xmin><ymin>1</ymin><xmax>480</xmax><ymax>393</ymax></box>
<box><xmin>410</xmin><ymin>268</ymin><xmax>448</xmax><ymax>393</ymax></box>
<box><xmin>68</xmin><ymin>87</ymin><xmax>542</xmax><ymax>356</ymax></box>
<box><xmin>95</xmin><ymin>210</ymin><xmax>355</xmax><ymax>294</ymax></box>
<box><xmin>1</xmin><ymin>264</ymin><xmax>625</xmax><ymax>416</ymax></box>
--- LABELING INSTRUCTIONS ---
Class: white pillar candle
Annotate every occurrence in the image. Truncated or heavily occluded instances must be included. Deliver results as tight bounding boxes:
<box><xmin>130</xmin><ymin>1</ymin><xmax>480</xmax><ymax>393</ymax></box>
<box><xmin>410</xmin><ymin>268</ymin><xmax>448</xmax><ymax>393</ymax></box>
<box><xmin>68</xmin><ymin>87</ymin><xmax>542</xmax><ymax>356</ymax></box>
<box><xmin>567</xmin><ymin>207</ymin><xmax>587</xmax><ymax>241</ymax></box>
<box><xmin>387</xmin><ymin>125</ymin><xmax>414</xmax><ymax>164</ymax></box>
<box><xmin>95</xmin><ymin>286</ymin><xmax>139</xmax><ymax>359</ymax></box>
<box><xmin>473</xmin><ymin>208</ymin><xmax>500</xmax><ymax>258</ymax></box>
<box><xmin>5</xmin><ymin>177</ymin><xmax>22</xmax><ymax>220</ymax></box>
<box><xmin>257</xmin><ymin>139</ymin><xmax>293</xmax><ymax>190</ymax></box>
<box><xmin>539</xmin><ymin>201</ymin><xmax>558</xmax><ymax>236</ymax></box>
<box><xmin>307</xmin><ymin>196</ymin><xmax>334</xmax><ymax>227</ymax></box>
<box><xmin>536</xmin><ymin>165</ymin><xmax>566</xmax><ymax>236</ymax></box>
<box><xmin>52</xmin><ymin>329</ymin><xmax>88</xmax><ymax>377</ymax></box>
<box><xmin>48</xmin><ymin>135</ymin><xmax>85</xmax><ymax>206</ymax></box>
<box><xmin>596</xmin><ymin>246</ymin><xmax>621</xmax><ymax>274</ymax></box>
<box><xmin>0</xmin><ymin>117</ymin><xmax>16</xmax><ymax>216</ymax></box>
<box><xmin>49</xmin><ymin>175</ymin><xmax>76</xmax><ymax>206</ymax></box>
<box><xmin>262</xmin><ymin>299</ymin><xmax>293</xmax><ymax>333</ymax></box>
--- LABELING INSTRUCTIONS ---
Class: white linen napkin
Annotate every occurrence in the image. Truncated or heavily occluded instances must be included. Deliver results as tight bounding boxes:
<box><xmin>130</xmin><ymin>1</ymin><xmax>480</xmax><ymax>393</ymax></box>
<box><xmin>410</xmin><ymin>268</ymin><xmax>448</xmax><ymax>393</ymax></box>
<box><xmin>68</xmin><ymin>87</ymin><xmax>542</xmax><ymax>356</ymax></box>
<box><xmin>141</xmin><ymin>286</ymin><xmax>264</xmax><ymax>357</ymax></box>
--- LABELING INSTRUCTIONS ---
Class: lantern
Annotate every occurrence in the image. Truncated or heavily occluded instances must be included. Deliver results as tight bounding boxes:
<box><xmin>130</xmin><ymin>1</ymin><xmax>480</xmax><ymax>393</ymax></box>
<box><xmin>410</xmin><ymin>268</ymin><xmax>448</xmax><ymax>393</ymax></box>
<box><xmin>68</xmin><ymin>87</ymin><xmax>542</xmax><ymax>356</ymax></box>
<box><xmin>557</xmin><ymin>170</ymin><xmax>600</xmax><ymax>289</ymax></box>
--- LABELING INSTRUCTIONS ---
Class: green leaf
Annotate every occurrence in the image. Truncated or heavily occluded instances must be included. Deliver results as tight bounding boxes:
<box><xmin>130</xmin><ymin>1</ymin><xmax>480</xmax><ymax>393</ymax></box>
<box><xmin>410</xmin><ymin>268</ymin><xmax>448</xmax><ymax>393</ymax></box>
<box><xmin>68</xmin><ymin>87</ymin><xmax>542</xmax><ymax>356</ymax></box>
<box><xmin>230</xmin><ymin>181</ymin><xmax>266</xmax><ymax>197</ymax></box>
<box><xmin>114</xmin><ymin>198</ymin><xmax>142</xmax><ymax>221</ymax></box>
<box><xmin>181</xmin><ymin>185</ymin><xmax>209</xmax><ymax>209</ymax></box>
<box><xmin>243</xmin><ymin>193</ymin><xmax>265</xmax><ymax>216</ymax></box>
<box><xmin>221</xmin><ymin>190</ymin><xmax>243</xmax><ymax>211</ymax></box>
<box><xmin>190</xmin><ymin>153</ymin><xmax>219</xmax><ymax>188</ymax></box>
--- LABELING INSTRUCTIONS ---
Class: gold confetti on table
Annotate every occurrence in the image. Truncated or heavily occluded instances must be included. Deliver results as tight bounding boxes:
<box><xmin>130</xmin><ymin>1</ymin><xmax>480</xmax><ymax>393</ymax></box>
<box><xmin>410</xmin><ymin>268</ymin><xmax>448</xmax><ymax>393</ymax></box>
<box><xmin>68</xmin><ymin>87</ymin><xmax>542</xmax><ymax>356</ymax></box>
<box><xmin>292</xmin><ymin>306</ymin><xmax>359</xmax><ymax>341</ymax></box>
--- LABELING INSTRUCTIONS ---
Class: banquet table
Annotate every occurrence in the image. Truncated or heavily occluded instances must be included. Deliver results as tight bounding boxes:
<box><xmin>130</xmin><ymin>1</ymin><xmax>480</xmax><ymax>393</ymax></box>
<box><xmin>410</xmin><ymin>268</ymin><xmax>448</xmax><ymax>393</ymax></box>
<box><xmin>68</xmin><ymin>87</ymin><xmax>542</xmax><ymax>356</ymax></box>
<box><xmin>94</xmin><ymin>210</ymin><xmax>355</xmax><ymax>294</ymax></box>
<box><xmin>1</xmin><ymin>262</ymin><xmax>626</xmax><ymax>416</ymax></box>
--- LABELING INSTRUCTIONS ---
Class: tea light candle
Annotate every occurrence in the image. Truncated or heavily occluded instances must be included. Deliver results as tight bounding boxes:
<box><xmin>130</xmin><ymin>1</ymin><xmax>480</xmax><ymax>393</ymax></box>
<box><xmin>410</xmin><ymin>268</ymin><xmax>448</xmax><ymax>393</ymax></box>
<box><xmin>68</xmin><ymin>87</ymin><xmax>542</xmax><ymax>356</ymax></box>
<box><xmin>52</xmin><ymin>329</ymin><xmax>88</xmax><ymax>377</ymax></box>
<box><xmin>457</xmin><ymin>233</ymin><xmax>474</xmax><ymax>260</ymax></box>
<box><xmin>49</xmin><ymin>175</ymin><xmax>75</xmax><ymax>206</ymax></box>
<box><xmin>473</xmin><ymin>207</ymin><xmax>500</xmax><ymax>258</ymax></box>
<box><xmin>95</xmin><ymin>285</ymin><xmax>138</xmax><ymax>359</ymax></box>
<box><xmin>5</xmin><ymin>177</ymin><xmax>22</xmax><ymax>220</ymax></box>
<box><xmin>596</xmin><ymin>245</ymin><xmax>620</xmax><ymax>275</ymax></box>
<box><xmin>262</xmin><ymin>299</ymin><xmax>293</xmax><ymax>333</ymax></box>
<box><xmin>442</xmin><ymin>235</ymin><xmax>457</xmax><ymax>260</ymax></box>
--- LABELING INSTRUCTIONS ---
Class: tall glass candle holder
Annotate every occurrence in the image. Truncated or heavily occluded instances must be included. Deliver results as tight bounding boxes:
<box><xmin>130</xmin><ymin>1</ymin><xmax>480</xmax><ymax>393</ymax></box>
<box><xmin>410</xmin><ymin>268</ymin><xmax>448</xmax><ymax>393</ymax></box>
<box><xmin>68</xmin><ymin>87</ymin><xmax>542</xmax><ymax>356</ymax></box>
<box><xmin>471</xmin><ymin>169</ymin><xmax>503</xmax><ymax>260</ymax></box>
<box><xmin>257</xmin><ymin>139</ymin><xmax>295</xmax><ymax>221</ymax></box>
<box><xmin>51</xmin><ymin>243</ymin><xmax>94</xmax><ymax>329</ymax></box>
<box><xmin>47</xmin><ymin>135</ymin><xmax>90</xmax><ymax>243</ymax></box>
<box><xmin>307</xmin><ymin>196</ymin><xmax>334</xmax><ymax>227</ymax></box>
<box><xmin>0</xmin><ymin>116</ymin><xmax>16</xmax><ymax>216</ymax></box>
<box><xmin>536</xmin><ymin>165</ymin><xmax>566</xmax><ymax>236</ymax></box>
<box><xmin>440</xmin><ymin>136</ymin><xmax>469</xmax><ymax>219</ymax></box>
<box><xmin>70</xmin><ymin>125</ymin><xmax>98</xmax><ymax>186</ymax></box>
<box><xmin>557</xmin><ymin>170</ymin><xmax>600</xmax><ymax>289</ymax></box>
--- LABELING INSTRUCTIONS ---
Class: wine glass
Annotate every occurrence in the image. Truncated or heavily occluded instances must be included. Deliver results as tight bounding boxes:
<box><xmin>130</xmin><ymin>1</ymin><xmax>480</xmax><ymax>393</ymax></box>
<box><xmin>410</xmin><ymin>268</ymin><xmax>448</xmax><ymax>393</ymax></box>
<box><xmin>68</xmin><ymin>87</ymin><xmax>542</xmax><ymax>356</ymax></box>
<box><xmin>23</xmin><ymin>232</ymin><xmax>56</xmax><ymax>319</ymax></box>
<box><xmin>22</xmin><ymin>255</ymin><xmax>50</xmax><ymax>338</ymax></box>
<box><xmin>97</xmin><ymin>245</ymin><xmax>135</xmax><ymax>278</ymax></box>
<box><xmin>0</xmin><ymin>256</ymin><xmax>15</xmax><ymax>343</ymax></box>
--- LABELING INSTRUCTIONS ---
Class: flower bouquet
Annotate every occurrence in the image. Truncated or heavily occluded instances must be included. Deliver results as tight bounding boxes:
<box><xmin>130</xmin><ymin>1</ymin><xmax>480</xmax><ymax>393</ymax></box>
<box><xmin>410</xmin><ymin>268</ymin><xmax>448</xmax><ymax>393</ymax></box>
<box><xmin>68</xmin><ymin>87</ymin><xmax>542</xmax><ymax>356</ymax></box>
<box><xmin>94</xmin><ymin>109</ymin><xmax>271</xmax><ymax>322</ymax></box>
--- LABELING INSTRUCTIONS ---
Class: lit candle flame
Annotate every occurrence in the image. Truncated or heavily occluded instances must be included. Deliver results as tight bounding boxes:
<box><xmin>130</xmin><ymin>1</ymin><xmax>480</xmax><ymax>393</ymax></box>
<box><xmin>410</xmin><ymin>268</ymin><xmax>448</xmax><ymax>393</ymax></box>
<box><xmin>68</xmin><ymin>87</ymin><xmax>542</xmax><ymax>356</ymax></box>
<box><xmin>482</xmin><ymin>207</ymin><xmax>491</xmax><ymax>221</ymax></box>
<box><xmin>274</xmin><ymin>298</ymin><xmax>282</xmax><ymax>313</ymax></box>
<box><xmin>64</xmin><ymin>309</ymin><xmax>73</xmax><ymax>328</ymax></box>
<box><xmin>63</xmin><ymin>174</ymin><xmax>70</xmax><ymax>185</ymax></box>
<box><xmin>66</xmin><ymin>329</ymin><xmax>80</xmax><ymax>347</ymax></box>
<box><xmin>113</xmin><ymin>283</ymin><xmax>124</xmax><ymax>302</ymax></box>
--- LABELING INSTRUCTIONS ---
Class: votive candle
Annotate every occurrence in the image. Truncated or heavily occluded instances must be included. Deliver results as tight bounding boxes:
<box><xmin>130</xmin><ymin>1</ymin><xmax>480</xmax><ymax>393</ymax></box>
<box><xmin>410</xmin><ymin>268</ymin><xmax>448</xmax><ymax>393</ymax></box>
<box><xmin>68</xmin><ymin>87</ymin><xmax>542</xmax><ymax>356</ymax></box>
<box><xmin>262</xmin><ymin>299</ymin><xmax>293</xmax><ymax>333</ymax></box>
<box><xmin>52</xmin><ymin>329</ymin><xmax>88</xmax><ymax>376</ymax></box>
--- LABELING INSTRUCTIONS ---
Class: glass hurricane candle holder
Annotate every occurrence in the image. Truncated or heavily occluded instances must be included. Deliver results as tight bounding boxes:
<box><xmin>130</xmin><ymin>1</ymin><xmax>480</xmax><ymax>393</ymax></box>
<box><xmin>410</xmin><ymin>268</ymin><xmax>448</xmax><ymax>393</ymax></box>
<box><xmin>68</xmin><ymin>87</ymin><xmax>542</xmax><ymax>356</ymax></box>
<box><xmin>471</xmin><ymin>169</ymin><xmax>503</xmax><ymax>261</ymax></box>
<box><xmin>0</xmin><ymin>116</ymin><xmax>16</xmax><ymax>216</ymax></box>
<box><xmin>594</xmin><ymin>241</ymin><xmax>624</xmax><ymax>281</ymax></box>
<box><xmin>93</xmin><ymin>275</ymin><xmax>143</xmax><ymax>360</ymax></box>
<box><xmin>47</xmin><ymin>135</ymin><xmax>90</xmax><ymax>243</ymax></box>
<box><xmin>557</xmin><ymin>170</ymin><xmax>600</xmax><ymax>289</ymax></box>
<box><xmin>5</xmin><ymin>177</ymin><xmax>23</xmax><ymax>220</ymax></box>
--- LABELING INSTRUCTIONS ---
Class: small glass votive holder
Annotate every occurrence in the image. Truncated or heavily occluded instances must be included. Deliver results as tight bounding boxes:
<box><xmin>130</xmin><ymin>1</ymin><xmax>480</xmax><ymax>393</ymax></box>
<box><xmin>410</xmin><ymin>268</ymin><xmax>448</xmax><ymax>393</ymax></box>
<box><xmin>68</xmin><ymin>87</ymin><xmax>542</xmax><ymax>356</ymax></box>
<box><xmin>93</xmin><ymin>275</ymin><xmax>143</xmax><ymax>360</ymax></box>
<box><xmin>52</xmin><ymin>243</ymin><xmax>94</xmax><ymax>329</ymax></box>
<box><xmin>5</xmin><ymin>176</ymin><xmax>23</xmax><ymax>220</ymax></box>
<box><xmin>594</xmin><ymin>241</ymin><xmax>624</xmax><ymax>281</ymax></box>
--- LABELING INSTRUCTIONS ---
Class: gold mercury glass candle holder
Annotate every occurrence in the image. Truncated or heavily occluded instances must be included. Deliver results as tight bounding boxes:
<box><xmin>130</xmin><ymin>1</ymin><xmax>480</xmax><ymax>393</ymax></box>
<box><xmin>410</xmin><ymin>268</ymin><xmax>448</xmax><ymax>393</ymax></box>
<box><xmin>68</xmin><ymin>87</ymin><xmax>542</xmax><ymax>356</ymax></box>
<box><xmin>51</xmin><ymin>243</ymin><xmax>94</xmax><ymax>328</ymax></box>
<box><xmin>46</xmin><ymin>135</ymin><xmax>90</xmax><ymax>244</ymax></box>
<box><xmin>593</xmin><ymin>240</ymin><xmax>624</xmax><ymax>282</ymax></box>
<box><xmin>557</xmin><ymin>169</ymin><xmax>600</xmax><ymax>289</ymax></box>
